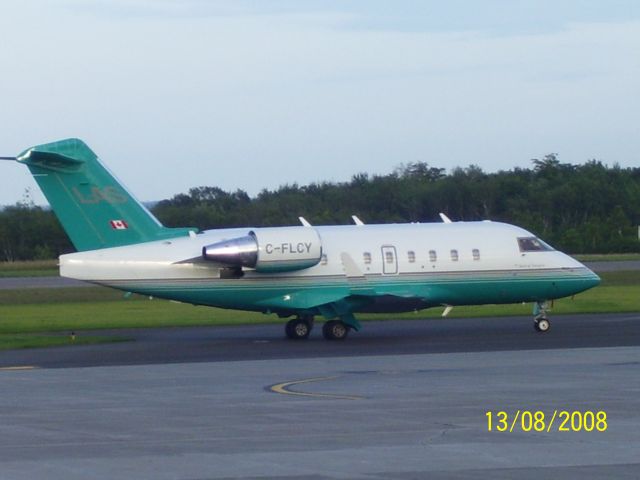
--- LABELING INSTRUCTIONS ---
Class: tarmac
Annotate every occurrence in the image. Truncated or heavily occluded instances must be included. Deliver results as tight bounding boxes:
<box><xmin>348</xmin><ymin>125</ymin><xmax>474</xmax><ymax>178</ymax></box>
<box><xmin>0</xmin><ymin>276</ymin><xmax>91</xmax><ymax>289</ymax></box>
<box><xmin>1</xmin><ymin>315</ymin><xmax>639</xmax><ymax>479</ymax></box>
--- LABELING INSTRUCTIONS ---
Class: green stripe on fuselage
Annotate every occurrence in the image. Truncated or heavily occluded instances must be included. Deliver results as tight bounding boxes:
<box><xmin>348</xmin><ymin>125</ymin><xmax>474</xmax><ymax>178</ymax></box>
<box><xmin>102</xmin><ymin>268</ymin><xmax>600</xmax><ymax>315</ymax></box>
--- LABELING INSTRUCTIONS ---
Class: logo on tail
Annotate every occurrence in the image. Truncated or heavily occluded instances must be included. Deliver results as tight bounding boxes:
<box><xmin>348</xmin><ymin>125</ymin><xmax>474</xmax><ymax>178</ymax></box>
<box><xmin>73</xmin><ymin>186</ymin><xmax>127</xmax><ymax>204</ymax></box>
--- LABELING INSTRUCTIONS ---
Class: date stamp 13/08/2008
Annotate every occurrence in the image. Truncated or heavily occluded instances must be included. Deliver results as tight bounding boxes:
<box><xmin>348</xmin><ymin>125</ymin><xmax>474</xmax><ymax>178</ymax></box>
<box><xmin>486</xmin><ymin>410</ymin><xmax>608</xmax><ymax>433</ymax></box>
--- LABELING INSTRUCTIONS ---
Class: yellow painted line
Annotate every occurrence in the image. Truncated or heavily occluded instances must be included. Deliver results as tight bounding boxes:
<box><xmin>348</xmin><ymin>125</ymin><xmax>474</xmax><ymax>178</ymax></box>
<box><xmin>269</xmin><ymin>376</ymin><xmax>362</xmax><ymax>400</ymax></box>
<box><xmin>0</xmin><ymin>366</ymin><xmax>37</xmax><ymax>371</ymax></box>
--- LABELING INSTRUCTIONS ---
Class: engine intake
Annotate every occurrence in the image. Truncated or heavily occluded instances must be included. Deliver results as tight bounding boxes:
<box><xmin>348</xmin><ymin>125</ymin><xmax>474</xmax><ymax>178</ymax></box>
<box><xmin>203</xmin><ymin>227</ymin><xmax>322</xmax><ymax>272</ymax></box>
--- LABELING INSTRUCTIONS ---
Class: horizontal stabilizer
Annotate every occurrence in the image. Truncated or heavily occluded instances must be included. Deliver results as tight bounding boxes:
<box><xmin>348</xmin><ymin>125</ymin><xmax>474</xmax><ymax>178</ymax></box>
<box><xmin>18</xmin><ymin>149</ymin><xmax>84</xmax><ymax>173</ymax></box>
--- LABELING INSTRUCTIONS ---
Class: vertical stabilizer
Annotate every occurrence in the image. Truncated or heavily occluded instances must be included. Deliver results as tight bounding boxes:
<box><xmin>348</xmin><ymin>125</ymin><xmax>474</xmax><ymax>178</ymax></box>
<box><xmin>17</xmin><ymin>138</ymin><xmax>195</xmax><ymax>251</ymax></box>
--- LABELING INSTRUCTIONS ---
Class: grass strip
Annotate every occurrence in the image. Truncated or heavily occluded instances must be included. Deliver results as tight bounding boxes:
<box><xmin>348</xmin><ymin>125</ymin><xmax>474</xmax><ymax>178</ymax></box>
<box><xmin>0</xmin><ymin>334</ymin><xmax>131</xmax><ymax>351</ymax></box>
<box><xmin>0</xmin><ymin>260</ymin><xmax>59</xmax><ymax>278</ymax></box>
<box><xmin>0</xmin><ymin>286</ymin><xmax>126</xmax><ymax>304</ymax></box>
<box><xmin>573</xmin><ymin>253</ymin><xmax>640</xmax><ymax>262</ymax></box>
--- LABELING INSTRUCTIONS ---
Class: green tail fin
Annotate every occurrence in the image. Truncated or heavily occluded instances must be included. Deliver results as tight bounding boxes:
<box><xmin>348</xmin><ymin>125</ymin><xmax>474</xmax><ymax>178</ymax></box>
<box><xmin>17</xmin><ymin>138</ymin><xmax>196</xmax><ymax>251</ymax></box>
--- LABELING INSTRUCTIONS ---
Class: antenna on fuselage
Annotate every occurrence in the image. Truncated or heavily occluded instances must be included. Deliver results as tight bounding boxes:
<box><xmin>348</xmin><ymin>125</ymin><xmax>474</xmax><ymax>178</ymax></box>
<box><xmin>299</xmin><ymin>216</ymin><xmax>312</xmax><ymax>227</ymax></box>
<box><xmin>439</xmin><ymin>213</ymin><xmax>453</xmax><ymax>224</ymax></box>
<box><xmin>351</xmin><ymin>215</ymin><xmax>365</xmax><ymax>226</ymax></box>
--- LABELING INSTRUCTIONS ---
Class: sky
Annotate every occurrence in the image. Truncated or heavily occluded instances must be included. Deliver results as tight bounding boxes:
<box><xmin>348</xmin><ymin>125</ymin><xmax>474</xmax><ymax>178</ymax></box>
<box><xmin>0</xmin><ymin>0</ymin><xmax>639</xmax><ymax>205</ymax></box>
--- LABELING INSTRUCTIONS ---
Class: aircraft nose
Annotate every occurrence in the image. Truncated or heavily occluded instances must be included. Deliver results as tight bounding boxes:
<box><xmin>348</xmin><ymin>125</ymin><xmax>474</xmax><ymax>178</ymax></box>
<box><xmin>585</xmin><ymin>268</ymin><xmax>601</xmax><ymax>288</ymax></box>
<box><xmin>563</xmin><ymin>254</ymin><xmax>601</xmax><ymax>294</ymax></box>
<box><xmin>575</xmin><ymin>260</ymin><xmax>601</xmax><ymax>289</ymax></box>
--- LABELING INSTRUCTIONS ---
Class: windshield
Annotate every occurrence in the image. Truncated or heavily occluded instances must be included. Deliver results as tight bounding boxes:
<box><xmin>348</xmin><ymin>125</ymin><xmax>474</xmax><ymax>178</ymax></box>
<box><xmin>517</xmin><ymin>237</ymin><xmax>554</xmax><ymax>252</ymax></box>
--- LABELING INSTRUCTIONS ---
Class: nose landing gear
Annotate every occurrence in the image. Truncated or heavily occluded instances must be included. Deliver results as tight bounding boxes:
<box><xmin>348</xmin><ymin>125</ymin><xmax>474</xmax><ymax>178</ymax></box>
<box><xmin>534</xmin><ymin>316</ymin><xmax>551</xmax><ymax>332</ymax></box>
<box><xmin>533</xmin><ymin>301</ymin><xmax>551</xmax><ymax>333</ymax></box>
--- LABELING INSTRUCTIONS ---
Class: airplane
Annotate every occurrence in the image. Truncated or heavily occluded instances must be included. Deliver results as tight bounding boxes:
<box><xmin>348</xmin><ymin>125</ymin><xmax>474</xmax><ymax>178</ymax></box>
<box><xmin>2</xmin><ymin>138</ymin><xmax>600</xmax><ymax>340</ymax></box>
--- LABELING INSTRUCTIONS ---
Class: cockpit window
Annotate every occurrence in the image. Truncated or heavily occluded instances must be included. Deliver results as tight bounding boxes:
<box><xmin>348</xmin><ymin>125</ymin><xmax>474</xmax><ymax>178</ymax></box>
<box><xmin>518</xmin><ymin>237</ymin><xmax>554</xmax><ymax>252</ymax></box>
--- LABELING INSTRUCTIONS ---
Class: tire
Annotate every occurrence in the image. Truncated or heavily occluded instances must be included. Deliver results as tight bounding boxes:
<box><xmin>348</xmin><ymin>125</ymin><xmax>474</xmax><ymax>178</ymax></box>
<box><xmin>322</xmin><ymin>320</ymin><xmax>349</xmax><ymax>341</ymax></box>
<box><xmin>285</xmin><ymin>318</ymin><xmax>311</xmax><ymax>340</ymax></box>
<box><xmin>535</xmin><ymin>318</ymin><xmax>551</xmax><ymax>333</ymax></box>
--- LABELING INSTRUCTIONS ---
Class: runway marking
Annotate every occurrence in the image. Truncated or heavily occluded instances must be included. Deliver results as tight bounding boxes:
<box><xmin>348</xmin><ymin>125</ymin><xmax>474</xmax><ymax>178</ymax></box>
<box><xmin>268</xmin><ymin>376</ymin><xmax>362</xmax><ymax>400</ymax></box>
<box><xmin>0</xmin><ymin>366</ymin><xmax>37</xmax><ymax>371</ymax></box>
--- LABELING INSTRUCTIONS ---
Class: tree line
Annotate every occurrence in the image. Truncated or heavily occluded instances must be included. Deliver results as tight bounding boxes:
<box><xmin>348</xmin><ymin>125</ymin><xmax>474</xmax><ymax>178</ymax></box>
<box><xmin>2</xmin><ymin>154</ymin><xmax>639</xmax><ymax>261</ymax></box>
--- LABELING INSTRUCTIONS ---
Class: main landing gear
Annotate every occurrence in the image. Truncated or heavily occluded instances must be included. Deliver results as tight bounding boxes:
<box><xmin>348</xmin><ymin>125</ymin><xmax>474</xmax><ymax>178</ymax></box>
<box><xmin>322</xmin><ymin>320</ymin><xmax>350</xmax><ymax>341</ymax></box>
<box><xmin>533</xmin><ymin>301</ymin><xmax>551</xmax><ymax>333</ymax></box>
<box><xmin>285</xmin><ymin>315</ymin><xmax>314</xmax><ymax>340</ymax></box>
<box><xmin>284</xmin><ymin>316</ymin><xmax>353</xmax><ymax>341</ymax></box>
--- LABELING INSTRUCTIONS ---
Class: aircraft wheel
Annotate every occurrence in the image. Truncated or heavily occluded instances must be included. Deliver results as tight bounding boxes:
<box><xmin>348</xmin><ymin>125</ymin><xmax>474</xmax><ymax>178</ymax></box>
<box><xmin>534</xmin><ymin>317</ymin><xmax>551</xmax><ymax>333</ymax></box>
<box><xmin>285</xmin><ymin>318</ymin><xmax>312</xmax><ymax>340</ymax></box>
<box><xmin>322</xmin><ymin>320</ymin><xmax>349</xmax><ymax>341</ymax></box>
<box><xmin>300</xmin><ymin>314</ymin><xmax>315</xmax><ymax>329</ymax></box>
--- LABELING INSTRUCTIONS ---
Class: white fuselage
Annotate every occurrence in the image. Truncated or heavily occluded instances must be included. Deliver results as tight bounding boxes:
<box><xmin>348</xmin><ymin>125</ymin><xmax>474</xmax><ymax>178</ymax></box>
<box><xmin>61</xmin><ymin>221</ymin><xmax>585</xmax><ymax>281</ymax></box>
<box><xmin>59</xmin><ymin>221</ymin><xmax>598</xmax><ymax>316</ymax></box>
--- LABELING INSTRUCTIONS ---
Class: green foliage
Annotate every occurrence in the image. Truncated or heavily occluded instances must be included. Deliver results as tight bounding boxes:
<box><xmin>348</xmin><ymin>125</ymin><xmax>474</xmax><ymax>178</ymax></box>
<box><xmin>0</xmin><ymin>197</ymin><xmax>72</xmax><ymax>261</ymax></box>
<box><xmin>153</xmin><ymin>158</ymin><xmax>640</xmax><ymax>254</ymax></box>
<box><xmin>3</xmin><ymin>158</ymin><xmax>640</xmax><ymax>259</ymax></box>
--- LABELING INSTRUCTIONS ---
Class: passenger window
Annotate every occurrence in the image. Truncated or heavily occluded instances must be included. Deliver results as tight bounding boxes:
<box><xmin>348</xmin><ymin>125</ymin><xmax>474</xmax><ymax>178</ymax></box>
<box><xmin>472</xmin><ymin>249</ymin><xmax>480</xmax><ymax>261</ymax></box>
<box><xmin>321</xmin><ymin>254</ymin><xmax>328</xmax><ymax>265</ymax></box>
<box><xmin>385</xmin><ymin>251</ymin><xmax>394</xmax><ymax>263</ymax></box>
<box><xmin>407</xmin><ymin>251</ymin><xmax>416</xmax><ymax>263</ymax></box>
<box><xmin>450</xmin><ymin>249</ymin><xmax>459</xmax><ymax>262</ymax></box>
<box><xmin>517</xmin><ymin>237</ymin><xmax>553</xmax><ymax>252</ymax></box>
<box><xmin>363</xmin><ymin>252</ymin><xmax>371</xmax><ymax>264</ymax></box>
<box><xmin>429</xmin><ymin>250</ymin><xmax>437</xmax><ymax>262</ymax></box>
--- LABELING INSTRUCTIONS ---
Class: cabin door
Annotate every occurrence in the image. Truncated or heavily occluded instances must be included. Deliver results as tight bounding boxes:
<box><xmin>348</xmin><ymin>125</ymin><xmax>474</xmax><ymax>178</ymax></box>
<box><xmin>381</xmin><ymin>246</ymin><xmax>398</xmax><ymax>275</ymax></box>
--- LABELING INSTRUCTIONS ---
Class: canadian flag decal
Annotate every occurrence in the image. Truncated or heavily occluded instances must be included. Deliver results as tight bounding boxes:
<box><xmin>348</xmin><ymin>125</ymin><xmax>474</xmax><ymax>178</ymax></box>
<box><xmin>110</xmin><ymin>220</ymin><xmax>129</xmax><ymax>230</ymax></box>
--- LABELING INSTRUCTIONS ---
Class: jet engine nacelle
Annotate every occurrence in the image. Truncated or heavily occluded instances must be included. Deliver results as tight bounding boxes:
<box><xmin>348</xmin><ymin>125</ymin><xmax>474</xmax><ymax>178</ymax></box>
<box><xmin>202</xmin><ymin>227</ymin><xmax>322</xmax><ymax>272</ymax></box>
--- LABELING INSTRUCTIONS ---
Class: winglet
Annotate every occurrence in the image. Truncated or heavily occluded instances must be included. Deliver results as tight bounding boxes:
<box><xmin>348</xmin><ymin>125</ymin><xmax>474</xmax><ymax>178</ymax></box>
<box><xmin>439</xmin><ymin>213</ymin><xmax>452</xmax><ymax>224</ymax></box>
